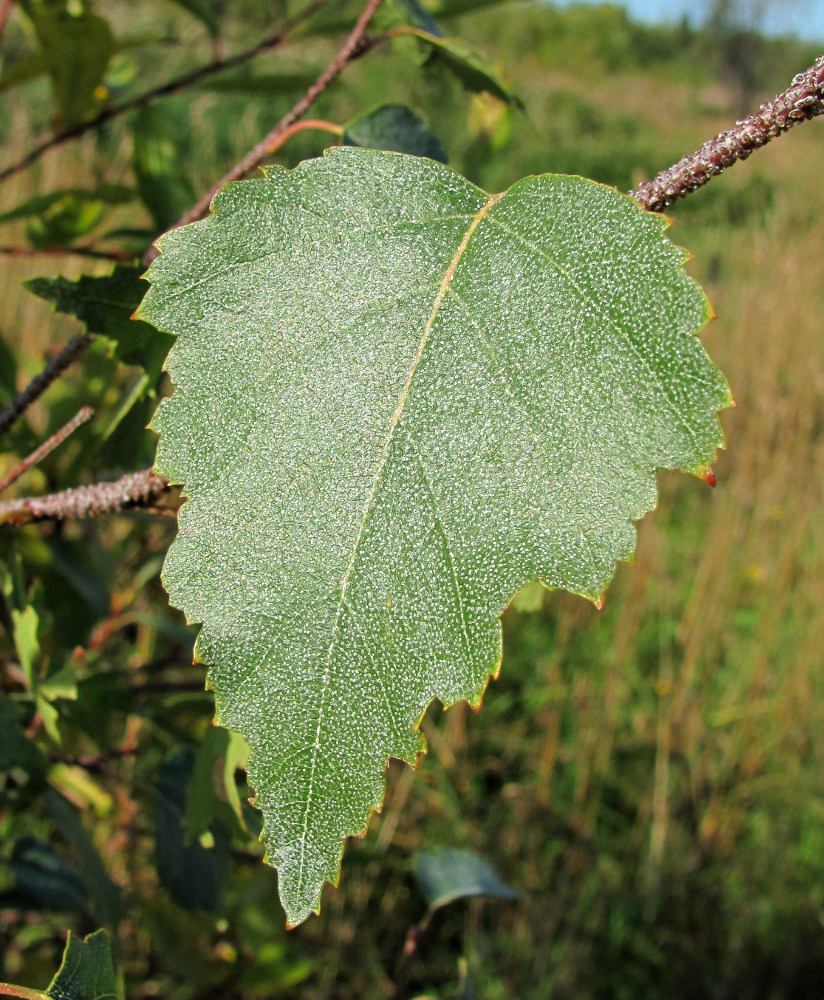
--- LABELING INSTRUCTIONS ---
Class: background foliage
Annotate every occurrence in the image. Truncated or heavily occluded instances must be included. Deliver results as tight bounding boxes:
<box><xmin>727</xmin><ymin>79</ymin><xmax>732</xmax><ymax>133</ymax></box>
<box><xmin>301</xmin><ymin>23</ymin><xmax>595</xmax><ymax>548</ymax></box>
<box><xmin>1</xmin><ymin>1</ymin><xmax>823</xmax><ymax>997</ymax></box>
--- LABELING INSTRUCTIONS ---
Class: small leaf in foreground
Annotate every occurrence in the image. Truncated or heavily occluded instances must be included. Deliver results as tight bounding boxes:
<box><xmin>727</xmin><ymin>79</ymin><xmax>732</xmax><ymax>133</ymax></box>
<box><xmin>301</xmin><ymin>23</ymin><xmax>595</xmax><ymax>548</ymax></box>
<box><xmin>46</xmin><ymin>929</ymin><xmax>118</xmax><ymax>1000</ymax></box>
<box><xmin>344</xmin><ymin>105</ymin><xmax>447</xmax><ymax>161</ymax></box>
<box><xmin>138</xmin><ymin>147</ymin><xmax>731</xmax><ymax>925</ymax></box>
<box><xmin>415</xmin><ymin>848</ymin><xmax>521</xmax><ymax>909</ymax></box>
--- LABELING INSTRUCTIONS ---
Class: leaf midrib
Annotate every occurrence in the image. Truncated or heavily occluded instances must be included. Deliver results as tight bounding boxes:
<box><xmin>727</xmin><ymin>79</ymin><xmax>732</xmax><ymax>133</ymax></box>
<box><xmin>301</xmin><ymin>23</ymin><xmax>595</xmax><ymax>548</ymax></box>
<box><xmin>294</xmin><ymin>190</ymin><xmax>502</xmax><ymax>900</ymax></box>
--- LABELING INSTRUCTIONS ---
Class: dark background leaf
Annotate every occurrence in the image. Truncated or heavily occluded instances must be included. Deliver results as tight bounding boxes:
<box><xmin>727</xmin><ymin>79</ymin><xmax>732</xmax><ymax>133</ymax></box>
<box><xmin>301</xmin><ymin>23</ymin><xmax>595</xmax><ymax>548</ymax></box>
<box><xmin>154</xmin><ymin>749</ymin><xmax>230</xmax><ymax>914</ymax></box>
<box><xmin>344</xmin><ymin>104</ymin><xmax>448</xmax><ymax>161</ymax></box>
<box><xmin>415</xmin><ymin>848</ymin><xmax>521</xmax><ymax>909</ymax></box>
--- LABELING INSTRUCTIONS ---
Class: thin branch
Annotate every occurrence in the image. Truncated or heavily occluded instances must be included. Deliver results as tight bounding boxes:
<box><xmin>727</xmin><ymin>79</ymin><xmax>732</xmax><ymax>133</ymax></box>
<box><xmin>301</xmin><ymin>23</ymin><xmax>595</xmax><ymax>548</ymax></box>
<box><xmin>163</xmin><ymin>0</ymin><xmax>385</xmax><ymax>238</ymax></box>
<box><xmin>0</xmin><ymin>0</ymin><xmax>328</xmax><ymax>185</ymax></box>
<box><xmin>260</xmin><ymin>117</ymin><xmax>345</xmax><ymax>150</ymax></box>
<box><xmin>389</xmin><ymin>907</ymin><xmax>435</xmax><ymax>1000</ymax></box>
<box><xmin>0</xmin><ymin>984</ymin><xmax>48</xmax><ymax>1000</ymax></box>
<box><xmin>0</xmin><ymin>405</ymin><xmax>93</xmax><ymax>493</ymax></box>
<box><xmin>632</xmin><ymin>54</ymin><xmax>824</xmax><ymax>212</ymax></box>
<box><xmin>0</xmin><ymin>333</ymin><xmax>92</xmax><ymax>440</ymax></box>
<box><xmin>0</xmin><ymin>468</ymin><xmax>170</xmax><ymax>524</ymax></box>
<box><xmin>0</xmin><ymin>0</ymin><xmax>15</xmax><ymax>48</ymax></box>
<box><xmin>0</xmin><ymin>244</ymin><xmax>136</xmax><ymax>261</ymax></box>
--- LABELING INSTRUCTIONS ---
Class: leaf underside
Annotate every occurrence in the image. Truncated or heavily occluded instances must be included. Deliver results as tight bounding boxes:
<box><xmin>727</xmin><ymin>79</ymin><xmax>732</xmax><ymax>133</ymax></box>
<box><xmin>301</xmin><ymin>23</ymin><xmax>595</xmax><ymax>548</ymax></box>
<box><xmin>138</xmin><ymin>147</ymin><xmax>731</xmax><ymax>926</ymax></box>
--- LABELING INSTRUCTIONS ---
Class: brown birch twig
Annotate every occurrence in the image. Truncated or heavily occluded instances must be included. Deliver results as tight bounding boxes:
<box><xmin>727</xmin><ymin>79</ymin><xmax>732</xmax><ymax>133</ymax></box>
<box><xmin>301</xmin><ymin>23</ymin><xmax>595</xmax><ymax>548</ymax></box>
<box><xmin>0</xmin><ymin>469</ymin><xmax>171</xmax><ymax>524</ymax></box>
<box><xmin>0</xmin><ymin>0</ymin><xmax>328</xmax><ymax>185</ymax></box>
<box><xmin>0</xmin><ymin>405</ymin><xmax>93</xmax><ymax>493</ymax></box>
<box><xmin>0</xmin><ymin>333</ymin><xmax>92</xmax><ymax>440</ymax></box>
<box><xmin>632</xmin><ymin>54</ymin><xmax>824</xmax><ymax>211</ymax></box>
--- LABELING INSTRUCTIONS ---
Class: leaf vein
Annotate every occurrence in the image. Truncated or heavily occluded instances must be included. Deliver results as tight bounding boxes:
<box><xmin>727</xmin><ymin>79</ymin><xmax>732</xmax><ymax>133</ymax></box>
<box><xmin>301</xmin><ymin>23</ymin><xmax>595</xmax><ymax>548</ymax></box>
<box><xmin>294</xmin><ymin>191</ymin><xmax>501</xmax><ymax>900</ymax></box>
<box><xmin>400</xmin><ymin>425</ymin><xmax>473</xmax><ymax>672</ymax></box>
<box><xmin>485</xmin><ymin>214</ymin><xmax>703</xmax><ymax>455</ymax></box>
<box><xmin>161</xmin><ymin>211</ymin><xmax>478</xmax><ymax>302</ymax></box>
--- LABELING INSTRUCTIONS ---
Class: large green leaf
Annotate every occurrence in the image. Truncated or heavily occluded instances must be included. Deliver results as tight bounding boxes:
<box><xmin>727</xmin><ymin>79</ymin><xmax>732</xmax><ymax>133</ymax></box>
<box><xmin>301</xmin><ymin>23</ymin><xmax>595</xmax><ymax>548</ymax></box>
<box><xmin>137</xmin><ymin>147</ymin><xmax>731</xmax><ymax>925</ymax></box>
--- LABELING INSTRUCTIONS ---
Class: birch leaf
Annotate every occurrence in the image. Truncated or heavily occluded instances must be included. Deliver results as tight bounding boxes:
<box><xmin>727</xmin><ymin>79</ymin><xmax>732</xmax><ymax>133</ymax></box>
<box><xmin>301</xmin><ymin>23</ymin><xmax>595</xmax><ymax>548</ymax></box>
<box><xmin>137</xmin><ymin>147</ymin><xmax>731</xmax><ymax>926</ymax></box>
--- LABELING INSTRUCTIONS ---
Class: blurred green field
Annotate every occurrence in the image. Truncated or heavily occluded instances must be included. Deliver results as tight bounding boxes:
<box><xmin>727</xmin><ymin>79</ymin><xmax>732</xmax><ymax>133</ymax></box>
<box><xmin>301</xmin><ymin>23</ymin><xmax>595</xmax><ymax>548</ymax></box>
<box><xmin>2</xmin><ymin>3</ymin><xmax>824</xmax><ymax>998</ymax></box>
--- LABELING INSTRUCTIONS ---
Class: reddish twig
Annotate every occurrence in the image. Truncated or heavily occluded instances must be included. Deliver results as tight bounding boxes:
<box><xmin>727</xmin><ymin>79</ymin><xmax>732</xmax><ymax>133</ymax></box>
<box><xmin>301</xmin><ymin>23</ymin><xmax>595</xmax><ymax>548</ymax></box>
<box><xmin>390</xmin><ymin>907</ymin><xmax>435</xmax><ymax>1000</ymax></box>
<box><xmin>0</xmin><ymin>0</ymin><xmax>327</xmax><ymax>185</ymax></box>
<box><xmin>0</xmin><ymin>0</ymin><xmax>15</xmax><ymax>47</ymax></box>
<box><xmin>0</xmin><ymin>333</ymin><xmax>92</xmax><ymax>440</ymax></box>
<box><xmin>259</xmin><ymin>117</ymin><xmax>345</xmax><ymax>151</ymax></box>
<box><xmin>0</xmin><ymin>244</ymin><xmax>136</xmax><ymax>261</ymax></box>
<box><xmin>632</xmin><ymin>54</ymin><xmax>824</xmax><ymax>212</ymax></box>
<box><xmin>0</xmin><ymin>405</ymin><xmax>93</xmax><ymax>494</ymax></box>
<box><xmin>0</xmin><ymin>468</ymin><xmax>170</xmax><ymax>524</ymax></box>
<box><xmin>162</xmin><ymin>0</ymin><xmax>385</xmax><ymax>240</ymax></box>
<box><xmin>0</xmin><ymin>984</ymin><xmax>47</xmax><ymax>1000</ymax></box>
